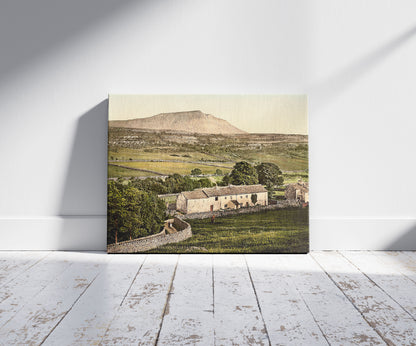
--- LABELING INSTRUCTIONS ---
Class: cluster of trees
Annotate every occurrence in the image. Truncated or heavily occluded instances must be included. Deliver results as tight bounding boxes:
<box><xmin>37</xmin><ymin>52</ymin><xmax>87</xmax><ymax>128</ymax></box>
<box><xmin>130</xmin><ymin>173</ymin><xmax>213</xmax><ymax>194</ymax></box>
<box><xmin>190</xmin><ymin>168</ymin><xmax>223</xmax><ymax>176</ymax></box>
<box><xmin>126</xmin><ymin>162</ymin><xmax>282</xmax><ymax>196</ymax></box>
<box><xmin>220</xmin><ymin>161</ymin><xmax>283</xmax><ymax>190</ymax></box>
<box><xmin>256</xmin><ymin>162</ymin><xmax>284</xmax><ymax>188</ymax></box>
<box><xmin>107</xmin><ymin>181</ymin><xmax>166</xmax><ymax>244</ymax></box>
<box><xmin>190</xmin><ymin>168</ymin><xmax>202</xmax><ymax>176</ymax></box>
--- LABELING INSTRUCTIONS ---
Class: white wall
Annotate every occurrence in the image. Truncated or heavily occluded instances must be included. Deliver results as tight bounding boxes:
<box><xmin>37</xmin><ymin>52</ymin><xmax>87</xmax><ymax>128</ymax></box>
<box><xmin>1</xmin><ymin>0</ymin><xmax>415</xmax><ymax>250</ymax></box>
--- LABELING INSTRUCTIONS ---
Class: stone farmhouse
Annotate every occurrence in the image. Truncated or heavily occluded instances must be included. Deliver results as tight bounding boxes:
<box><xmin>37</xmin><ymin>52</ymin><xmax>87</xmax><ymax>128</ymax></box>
<box><xmin>285</xmin><ymin>181</ymin><xmax>309</xmax><ymax>203</ymax></box>
<box><xmin>176</xmin><ymin>184</ymin><xmax>268</xmax><ymax>214</ymax></box>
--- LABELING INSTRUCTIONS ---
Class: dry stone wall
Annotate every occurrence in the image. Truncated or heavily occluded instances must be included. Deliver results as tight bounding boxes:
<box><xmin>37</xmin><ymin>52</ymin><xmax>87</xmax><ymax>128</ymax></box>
<box><xmin>107</xmin><ymin>217</ymin><xmax>192</xmax><ymax>253</ymax></box>
<box><xmin>180</xmin><ymin>200</ymin><xmax>301</xmax><ymax>220</ymax></box>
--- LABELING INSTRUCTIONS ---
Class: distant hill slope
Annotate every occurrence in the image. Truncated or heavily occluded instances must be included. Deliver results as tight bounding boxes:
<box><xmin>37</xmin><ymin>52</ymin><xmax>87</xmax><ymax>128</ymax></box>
<box><xmin>109</xmin><ymin>110</ymin><xmax>247</xmax><ymax>134</ymax></box>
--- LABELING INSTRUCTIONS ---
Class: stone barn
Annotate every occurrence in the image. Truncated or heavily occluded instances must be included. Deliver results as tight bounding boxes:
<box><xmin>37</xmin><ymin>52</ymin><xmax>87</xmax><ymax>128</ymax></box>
<box><xmin>176</xmin><ymin>184</ymin><xmax>268</xmax><ymax>214</ymax></box>
<box><xmin>285</xmin><ymin>181</ymin><xmax>309</xmax><ymax>203</ymax></box>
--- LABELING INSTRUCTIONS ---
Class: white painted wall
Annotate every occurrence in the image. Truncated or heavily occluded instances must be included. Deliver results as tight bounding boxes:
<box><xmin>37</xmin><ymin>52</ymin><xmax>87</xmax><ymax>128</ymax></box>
<box><xmin>0</xmin><ymin>0</ymin><xmax>415</xmax><ymax>250</ymax></box>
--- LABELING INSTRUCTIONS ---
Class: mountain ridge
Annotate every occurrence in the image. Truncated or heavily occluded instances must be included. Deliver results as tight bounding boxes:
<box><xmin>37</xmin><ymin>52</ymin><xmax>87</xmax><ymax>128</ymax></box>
<box><xmin>109</xmin><ymin>110</ymin><xmax>247</xmax><ymax>134</ymax></box>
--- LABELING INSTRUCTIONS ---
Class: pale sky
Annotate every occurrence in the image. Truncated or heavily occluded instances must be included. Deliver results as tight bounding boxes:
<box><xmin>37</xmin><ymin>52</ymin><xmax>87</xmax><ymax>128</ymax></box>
<box><xmin>109</xmin><ymin>95</ymin><xmax>307</xmax><ymax>135</ymax></box>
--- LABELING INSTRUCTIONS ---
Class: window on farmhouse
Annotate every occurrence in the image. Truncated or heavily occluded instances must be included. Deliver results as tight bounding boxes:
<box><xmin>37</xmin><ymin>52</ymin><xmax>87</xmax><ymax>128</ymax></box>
<box><xmin>225</xmin><ymin>197</ymin><xmax>227</xmax><ymax>199</ymax></box>
<box><xmin>215</xmin><ymin>197</ymin><xmax>218</xmax><ymax>201</ymax></box>
<box><xmin>225</xmin><ymin>204</ymin><xmax>228</xmax><ymax>208</ymax></box>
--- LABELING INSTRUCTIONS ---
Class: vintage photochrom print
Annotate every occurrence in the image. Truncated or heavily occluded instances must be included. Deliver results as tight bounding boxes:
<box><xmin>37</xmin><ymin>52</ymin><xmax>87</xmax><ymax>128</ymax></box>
<box><xmin>107</xmin><ymin>95</ymin><xmax>308</xmax><ymax>253</ymax></box>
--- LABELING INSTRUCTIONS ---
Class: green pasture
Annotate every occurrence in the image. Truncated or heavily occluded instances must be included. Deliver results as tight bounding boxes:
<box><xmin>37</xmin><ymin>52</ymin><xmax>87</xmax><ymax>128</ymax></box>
<box><xmin>146</xmin><ymin>208</ymin><xmax>309</xmax><ymax>254</ymax></box>
<box><xmin>120</xmin><ymin>161</ymin><xmax>232</xmax><ymax>176</ymax></box>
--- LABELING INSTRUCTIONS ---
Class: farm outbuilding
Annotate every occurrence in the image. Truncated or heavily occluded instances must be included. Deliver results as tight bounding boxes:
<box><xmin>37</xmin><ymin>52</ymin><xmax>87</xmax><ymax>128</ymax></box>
<box><xmin>176</xmin><ymin>184</ymin><xmax>268</xmax><ymax>214</ymax></box>
<box><xmin>285</xmin><ymin>181</ymin><xmax>309</xmax><ymax>203</ymax></box>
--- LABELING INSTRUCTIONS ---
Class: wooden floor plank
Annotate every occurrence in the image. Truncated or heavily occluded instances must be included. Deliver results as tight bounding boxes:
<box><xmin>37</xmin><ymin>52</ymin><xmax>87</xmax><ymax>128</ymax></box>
<box><xmin>245</xmin><ymin>255</ymin><xmax>327</xmax><ymax>345</ymax></box>
<box><xmin>312</xmin><ymin>251</ymin><xmax>416</xmax><ymax>345</ymax></box>
<box><xmin>0</xmin><ymin>251</ymin><xmax>414</xmax><ymax>345</ymax></box>
<box><xmin>42</xmin><ymin>254</ymin><xmax>146</xmax><ymax>345</ymax></box>
<box><xmin>100</xmin><ymin>254</ymin><xmax>179</xmax><ymax>345</ymax></box>
<box><xmin>0</xmin><ymin>251</ymin><xmax>39</xmax><ymax>276</ymax></box>
<box><xmin>372</xmin><ymin>251</ymin><xmax>416</xmax><ymax>282</ymax></box>
<box><xmin>0</xmin><ymin>251</ymin><xmax>50</xmax><ymax>287</ymax></box>
<box><xmin>157</xmin><ymin>254</ymin><xmax>214</xmax><ymax>345</ymax></box>
<box><xmin>342</xmin><ymin>251</ymin><xmax>416</xmax><ymax>320</ymax></box>
<box><xmin>403</xmin><ymin>251</ymin><xmax>416</xmax><ymax>263</ymax></box>
<box><xmin>213</xmin><ymin>255</ymin><xmax>269</xmax><ymax>346</ymax></box>
<box><xmin>0</xmin><ymin>251</ymin><xmax>73</xmax><ymax>328</ymax></box>
<box><xmin>279</xmin><ymin>254</ymin><xmax>384</xmax><ymax>345</ymax></box>
<box><xmin>0</xmin><ymin>252</ymin><xmax>108</xmax><ymax>345</ymax></box>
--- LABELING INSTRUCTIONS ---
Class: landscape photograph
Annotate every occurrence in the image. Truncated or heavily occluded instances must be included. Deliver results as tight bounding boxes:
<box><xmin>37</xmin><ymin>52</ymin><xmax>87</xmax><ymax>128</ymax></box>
<box><xmin>107</xmin><ymin>95</ymin><xmax>309</xmax><ymax>254</ymax></box>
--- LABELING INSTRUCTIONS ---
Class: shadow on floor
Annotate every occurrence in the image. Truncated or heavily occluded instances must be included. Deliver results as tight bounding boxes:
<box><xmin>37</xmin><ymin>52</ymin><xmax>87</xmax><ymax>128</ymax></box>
<box><xmin>58</xmin><ymin>100</ymin><xmax>108</xmax><ymax>250</ymax></box>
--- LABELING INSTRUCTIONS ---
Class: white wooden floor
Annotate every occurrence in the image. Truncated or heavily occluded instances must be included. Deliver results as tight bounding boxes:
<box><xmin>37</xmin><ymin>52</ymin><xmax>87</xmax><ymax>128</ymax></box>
<box><xmin>0</xmin><ymin>252</ymin><xmax>415</xmax><ymax>345</ymax></box>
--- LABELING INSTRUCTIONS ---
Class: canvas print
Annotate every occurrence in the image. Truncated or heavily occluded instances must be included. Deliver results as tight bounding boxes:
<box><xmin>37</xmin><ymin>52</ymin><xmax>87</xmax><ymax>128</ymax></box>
<box><xmin>107</xmin><ymin>95</ymin><xmax>309</xmax><ymax>253</ymax></box>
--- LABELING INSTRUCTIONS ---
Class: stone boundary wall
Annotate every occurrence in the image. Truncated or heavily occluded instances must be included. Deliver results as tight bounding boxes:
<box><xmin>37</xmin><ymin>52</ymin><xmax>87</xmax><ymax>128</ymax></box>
<box><xmin>181</xmin><ymin>200</ymin><xmax>301</xmax><ymax>220</ymax></box>
<box><xmin>107</xmin><ymin>217</ymin><xmax>192</xmax><ymax>253</ymax></box>
<box><xmin>108</xmin><ymin>163</ymin><xmax>164</xmax><ymax>176</ymax></box>
<box><xmin>158</xmin><ymin>193</ymin><xmax>179</xmax><ymax>198</ymax></box>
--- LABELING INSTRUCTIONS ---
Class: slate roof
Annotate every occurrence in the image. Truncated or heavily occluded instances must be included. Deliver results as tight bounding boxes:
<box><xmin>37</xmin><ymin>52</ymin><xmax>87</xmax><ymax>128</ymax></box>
<box><xmin>181</xmin><ymin>184</ymin><xmax>267</xmax><ymax>200</ymax></box>
<box><xmin>180</xmin><ymin>189</ymin><xmax>208</xmax><ymax>200</ymax></box>
<box><xmin>286</xmin><ymin>181</ymin><xmax>309</xmax><ymax>192</ymax></box>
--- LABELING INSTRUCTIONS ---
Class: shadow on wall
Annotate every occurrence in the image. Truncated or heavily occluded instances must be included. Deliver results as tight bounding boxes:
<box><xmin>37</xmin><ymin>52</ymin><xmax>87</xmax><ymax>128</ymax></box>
<box><xmin>58</xmin><ymin>100</ymin><xmax>108</xmax><ymax>250</ymax></box>
<box><xmin>0</xmin><ymin>0</ymin><xmax>138</xmax><ymax>82</ymax></box>
<box><xmin>308</xmin><ymin>24</ymin><xmax>416</xmax><ymax>111</ymax></box>
<box><xmin>308</xmin><ymin>23</ymin><xmax>416</xmax><ymax>250</ymax></box>
<box><xmin>386</xmin><ymin>223</ymin><xmax>416</xmax><ymax>251</ymax></box>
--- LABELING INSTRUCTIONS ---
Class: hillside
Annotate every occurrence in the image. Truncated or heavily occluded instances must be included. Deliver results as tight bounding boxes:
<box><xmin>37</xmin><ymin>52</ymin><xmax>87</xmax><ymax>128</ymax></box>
<box><xmin>109</xmin><ymin>110</ymin><xmax>247</xmax><ymax>135</ymax></box>
<box><xmin>108</xmin><ymin>127</ymin><xmax>309</xmax><ymax>173</ymax></box>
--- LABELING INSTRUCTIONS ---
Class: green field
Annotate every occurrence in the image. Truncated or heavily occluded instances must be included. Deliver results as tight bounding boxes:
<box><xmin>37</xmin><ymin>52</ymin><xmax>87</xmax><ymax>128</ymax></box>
<box><xmin>146</xmin><ymin>208</ymin><xmax>309</xmax><ymax>254</ymax></box>
<box><xmin>108</xmin><ymin>165</ymin><xmax>157</xmax><ymax>178</ymax></box>
<box><xmin>120</xmin><ymin>161</ymin><xmax>232</xmax><ymax>176</ymax></box>
<box><xmin>109</xmin><ymin>148</ymin><xmax>222</xmax><ymax>163</ymax></box>
<box><xmin>282</xmin><ymin>172</ymin><xmax>309</xmax><ymax>184</ymax></box>
<box><xmin>108</xmin><ymin>128</ymin><xmax>309</xmax><ymax>174</ymax></box>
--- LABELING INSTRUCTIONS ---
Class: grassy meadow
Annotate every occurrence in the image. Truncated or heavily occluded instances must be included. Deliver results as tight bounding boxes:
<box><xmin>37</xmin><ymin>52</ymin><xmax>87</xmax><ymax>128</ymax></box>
<box><xmin>119</xmin><ymin>161</ymin><xmax>232</xmax><ymax>176</ymax></box>
<box><xmin>108</xmin><ymin>165</ymin><xmax>157</xmax><ymax>178</ymax></box>
<box><xmin>108</xmin><ymin>128</ymin><xmax>308</xmax><ymax>178</ymax></box>
<box><xmin>109</xmin><ymin>147</ymin><xmax>222</xmax><ymax>163</ymax></box>
<box><xmin>146</xmin><ymin>208</ymin><xmax>309</xmax><ymax>254</ymax></box>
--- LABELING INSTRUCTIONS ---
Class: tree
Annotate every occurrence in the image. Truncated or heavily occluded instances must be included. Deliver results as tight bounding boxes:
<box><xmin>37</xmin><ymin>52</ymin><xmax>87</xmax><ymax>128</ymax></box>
<box><xmin>229</xmin><ymin>161</ymin><xmax>258</xmax><ymax>185</ymax></box>
<box><xmin>164</xmin><ymin>174</ymin><xmax>185</xmax><ymax>193</ymax></box>
<box><xmin>107</xmin><ymin>181</ymin><xmax>133</xmax><ymax>244</ymax></box>
<box><xmin>220</xmin><ymin>174</ymin><xmax>231</xmax><ymax>186</ymax></box>
<box><xmin>164</xmin><ymin>174</ymin><xmax>196</xmax><ymax>193</ymax></box>
<box><xmin>122</xmin><ymin>186</ymin><xmax>144</xmax><ymax>240</ymax></box>
<box><xmin>131</xmin><ymin>174</ymin><xmax>212</xmax><ymax>194</ymax></box>
<box><xmin>215</xmin><ymin>168</ymin><xmax>223</xmax><ymax>175</ymax></box>
<box><xmin>251</xmin><ymin>193</ymin><xmax>258</xmax><ymax>205</ymax></box>
<box><xmin>137</xmin><ymin>192</ymin><xmax>167</xmax><ymax>237</ymax></box>
<box><xmin>107</xmin><ymin>181</ymin><xmax>166</xmax><ymax>244</ymax></box>
<box><xmin>131</xmin><ymin>177</ymin><xmax>168</xmax><ymax>194</ymax></box>
<box><xmin>197</xmin><ymin>178</ymin><xmax>213</xmax><ymax>188</ymax></box>
<box><xmin>191</xmin><ymin>168</ymin><xmax>202</xmax><ymax>176</ymax></box>
<box><xmin>255</xmin><ymin>162</ymin><xmax>284</xmax><ymax>189</ymax></box>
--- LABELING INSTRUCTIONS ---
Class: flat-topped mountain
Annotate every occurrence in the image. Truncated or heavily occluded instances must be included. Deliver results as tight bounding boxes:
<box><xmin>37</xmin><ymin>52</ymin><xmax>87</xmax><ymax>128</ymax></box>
<box><xmin>109</xmin><ymin>110</ymin><xmax>247</xmax><ymax>134</ymax></box>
